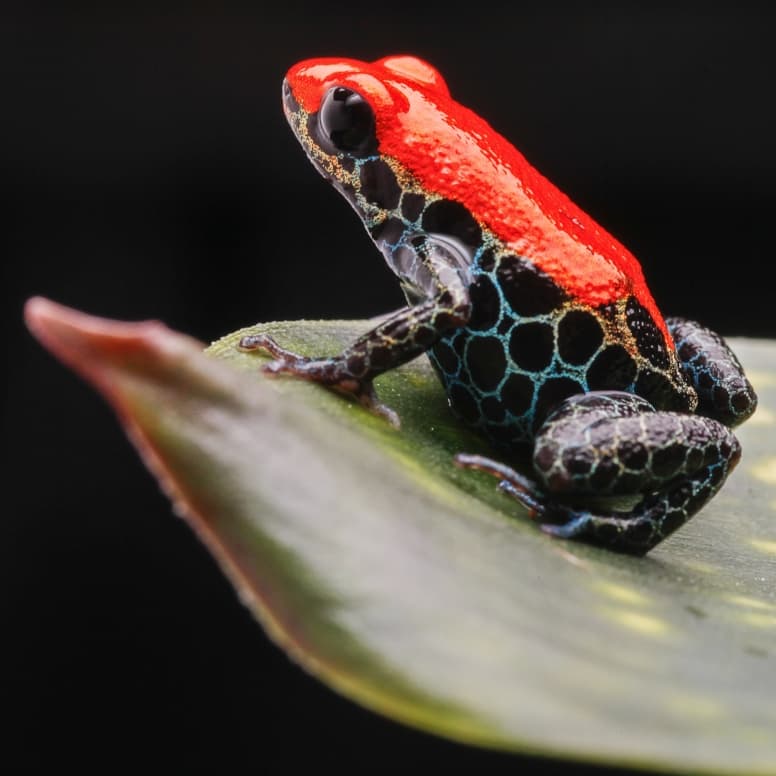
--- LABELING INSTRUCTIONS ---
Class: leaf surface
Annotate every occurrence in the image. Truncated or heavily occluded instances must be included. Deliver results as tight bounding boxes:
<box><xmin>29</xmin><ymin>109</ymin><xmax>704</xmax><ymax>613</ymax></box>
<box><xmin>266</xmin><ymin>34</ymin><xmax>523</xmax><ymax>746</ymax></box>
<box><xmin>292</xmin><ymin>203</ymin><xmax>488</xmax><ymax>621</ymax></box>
<box><xmin>25</xmin><ymin>298</ymin><xmax>776</xmax><ymax>774</ymax></box>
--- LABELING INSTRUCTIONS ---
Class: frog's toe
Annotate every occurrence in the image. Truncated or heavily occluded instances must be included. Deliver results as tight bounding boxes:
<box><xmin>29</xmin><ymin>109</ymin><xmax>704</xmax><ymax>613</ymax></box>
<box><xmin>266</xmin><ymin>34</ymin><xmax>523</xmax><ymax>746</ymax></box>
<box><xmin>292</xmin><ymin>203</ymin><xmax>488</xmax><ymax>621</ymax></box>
<box><xmin>539</xmin><ymin>513</ymin><xmax>593</xmax><ymax>539</ymax></box>
<box><xmin>260</xmin><ymin>358</ymin><xmax>299</xmax><ymax>375</ymax></box>
<box><xmin>496</xmin><ymin>479</ymin><xmax>546</xmax><ymax>517</ymax></box>
<box><xmin>372</xmin><ymin>401</ymin><xmax>401</xmax><ymax>429</ymax></box>
<box><xmin>238</xmin><ymin>332</ymin><xmax>275</xmax><ymax>352</ymax></box>
<box><xmin>343</xmin><ymin>380</ymin><xmax>401</xmax><ymax>429</ymax></box>
<box><xmin>238</xmin><ymin>333</ymin><xmax>308</xmax><ymax>366</ymax></box>
<box><xmin>455</xmin><ymin>453</ymin><xmax>546</xmax><ymax>516</ymax></box>
<box><xmin>238</xmin><ymin>334</ymin><xmax>315</xmax><ymax>374</ymax></box>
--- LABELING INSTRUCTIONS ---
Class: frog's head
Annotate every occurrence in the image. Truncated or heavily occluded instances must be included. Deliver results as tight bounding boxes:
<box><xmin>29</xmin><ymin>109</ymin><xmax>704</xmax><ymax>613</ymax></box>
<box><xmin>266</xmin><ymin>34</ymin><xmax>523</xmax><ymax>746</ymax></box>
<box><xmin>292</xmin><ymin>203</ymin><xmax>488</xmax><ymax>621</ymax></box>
<box><xmin>282</xmin><ymin>56</ymin><xmax>461</xmax><ymax>234</ymax></box>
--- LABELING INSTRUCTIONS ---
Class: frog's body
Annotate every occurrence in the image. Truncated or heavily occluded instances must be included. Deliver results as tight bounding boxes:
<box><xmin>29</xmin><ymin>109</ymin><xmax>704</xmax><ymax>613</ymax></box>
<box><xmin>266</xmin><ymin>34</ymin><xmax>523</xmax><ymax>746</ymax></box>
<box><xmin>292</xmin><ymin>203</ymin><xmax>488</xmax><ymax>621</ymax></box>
<box><xmin>241</xmin><ymin>56</ymin><xmax>757</xmax><ymax>554</ymax></box>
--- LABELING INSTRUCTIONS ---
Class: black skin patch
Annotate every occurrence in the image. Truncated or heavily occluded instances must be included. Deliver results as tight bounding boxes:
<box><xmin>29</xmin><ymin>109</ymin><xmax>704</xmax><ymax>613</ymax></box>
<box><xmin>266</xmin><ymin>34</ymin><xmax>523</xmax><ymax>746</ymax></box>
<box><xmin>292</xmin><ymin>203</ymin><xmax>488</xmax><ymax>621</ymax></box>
<box><xmin>557</xmin><ymin>309</ymin><xmax>604</xmax><ymax>366</ymax></box>
<box><xmin>496</xmin><ymin>256</ymin><xmax>568</xmax><ymax>317</ymax></box>
<box><xmin>620</xmin><ymin>440</ymin><xmax>649</xmax><ymax>471</ymax></box>
<box><xmin>509</xmin><ymin>322</ymin><xmax>555</xmax><ymax>372</ymax></box>
<box><xmin>636</xmin><ymin>370</ymin><xmax>691</xmax><ymax>412</ymax></box>
<box><xmin>449</xmin><ymin>383</ymin><xmax>480</xmax><ymax>424</ymax></box>
<box><xmin>467</xmin><ymin>275</ymin><xmax>501</xmax><ymax>331</ymax></box>
<box><xmin>422</xmin><ymin>199</ymin><xmax>482</xmax><ymax>248</ymax></box>
<box><xmin>488</xmin><ymin>423</ymin><xmax>520</xmax><ymax>444</ymax></box>
<box><xmin>534</xmin><ymin>378</ymin><xmax>585</xmax><ymax>427</ymax></box>
<box><xmin>400</xmin><ymin>192</ymin><xmax>426</xmax><ymax>222</ymax></box>
<box><xmin>359</xmin><ymin>159</ymin><xmax>402</xmax><ymax>210</ymax></box>
<box><xmin>651</xmin><ymin>442</ymin><xmax>688</xmax><ymax>478</ymax></box>
<box><xmin>590</xmin><ymin>459</ymin><xmax>620</xmax><ymax>490</ymax></box>
<box><xmin>370</xmin><ymin>217</ymin><xmax>405</xmax><ymax>244</ymax></box>
<box><xmin>466</xmin><ymin>335</ymin><xmax>507</xmax><ymax>392</ymax></box>
<box><xmin>626</xmin><ymin>297</ymin><xmax>670</xmax><ymax>370</ymax></box>
<box><xmin>481</xmin><ymin>396</ymin><xmax>506</xmax><ymax>422</ymax></box>
<box><xmin>451</xmin><ymin>330</ymin><xmax>467</xmax><ymax>356</ymax></box>
<box><xmin>497</xmin><ymin>316</ymin><xmax>514</xmax><ymax>336</ymax></box>
<box><xmin>587</xmin><ymin>345</ymin><xmax>638</xmax><ymax>390</ymax></box>
<box><xmin>478</xmin><ymin>248</ymin><xmax>497</xmax><ymax>272</ymax></box>
<box><xmin>499</xmin><ymin>372</ymin><xmax>535</xmax><ymax>416</ymax></box>
<box><xmin>561</xmin><ymin>446</ymin><xmax>595</xmax><ymax>476</ymax></box>
<box><xmin>338</xmin><ymin>155</ymin><xmax>356</xmax><ymax>174</ymax></box>
<box><xmin>431</xmin><ymin>340</ymin><xmax>460</xmax><ymax>374</ymax></box>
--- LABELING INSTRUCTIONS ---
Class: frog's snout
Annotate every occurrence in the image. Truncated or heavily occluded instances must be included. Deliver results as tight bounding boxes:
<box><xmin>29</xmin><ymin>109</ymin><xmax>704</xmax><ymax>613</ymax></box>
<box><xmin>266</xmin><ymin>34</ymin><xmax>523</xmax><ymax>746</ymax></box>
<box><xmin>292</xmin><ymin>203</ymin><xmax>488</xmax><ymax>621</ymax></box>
<box><xmin>281</xmin><ymin>78</ymin><xmax>299</xmax><ymax>115</ymax></box>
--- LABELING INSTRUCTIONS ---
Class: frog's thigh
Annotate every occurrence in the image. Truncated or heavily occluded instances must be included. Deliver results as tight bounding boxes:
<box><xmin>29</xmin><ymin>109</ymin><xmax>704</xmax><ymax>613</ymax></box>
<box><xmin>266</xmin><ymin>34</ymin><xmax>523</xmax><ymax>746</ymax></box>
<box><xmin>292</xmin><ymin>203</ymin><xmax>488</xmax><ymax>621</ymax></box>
<box><xmin>533</xmin><ymin>391</ymin><xmax>741</xmax><ymax>554</ymax></box>
<box><xmin>533</xmin><ymin>391</ymin><xmax>734</xmax><ymax>497</ymax></box>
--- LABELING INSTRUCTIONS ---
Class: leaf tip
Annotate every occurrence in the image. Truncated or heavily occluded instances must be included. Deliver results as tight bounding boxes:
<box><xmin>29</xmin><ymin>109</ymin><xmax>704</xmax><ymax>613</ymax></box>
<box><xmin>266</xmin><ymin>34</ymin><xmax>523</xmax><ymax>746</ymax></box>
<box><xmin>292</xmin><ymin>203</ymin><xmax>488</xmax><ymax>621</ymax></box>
<box><xmin>24</xmin><ymin>296</ymin><xmax>191</xmax><ymax>378</ymax></box>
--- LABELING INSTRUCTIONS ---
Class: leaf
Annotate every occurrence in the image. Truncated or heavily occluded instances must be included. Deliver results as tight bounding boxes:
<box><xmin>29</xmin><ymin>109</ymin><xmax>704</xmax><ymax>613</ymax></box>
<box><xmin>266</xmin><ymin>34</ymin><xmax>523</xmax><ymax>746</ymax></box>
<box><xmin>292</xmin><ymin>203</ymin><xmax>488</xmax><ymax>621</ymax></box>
<box><xmin>25</xmin><ymin>297</ymin><xmax>776</xmax><ymax>775</ymax></box>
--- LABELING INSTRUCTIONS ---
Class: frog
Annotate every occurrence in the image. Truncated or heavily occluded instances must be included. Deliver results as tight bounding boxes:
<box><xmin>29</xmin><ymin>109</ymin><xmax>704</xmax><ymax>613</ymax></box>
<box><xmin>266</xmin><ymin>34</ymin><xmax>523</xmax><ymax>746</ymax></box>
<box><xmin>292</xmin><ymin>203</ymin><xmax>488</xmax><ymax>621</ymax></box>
<box><xmin>239</xmin><ymin>55</ymin><xmax>757</xmax><ymax>555</ymax></box>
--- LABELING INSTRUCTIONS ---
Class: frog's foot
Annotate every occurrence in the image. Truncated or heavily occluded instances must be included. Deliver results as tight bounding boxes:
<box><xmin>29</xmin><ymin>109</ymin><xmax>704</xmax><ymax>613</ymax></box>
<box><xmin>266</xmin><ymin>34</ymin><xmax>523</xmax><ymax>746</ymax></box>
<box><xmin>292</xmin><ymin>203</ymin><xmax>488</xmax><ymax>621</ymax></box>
<box><xmin>238</xmin><ymin>333</ymin><xmax>400</xmax><ymax>428</ymax></box>
<box><xmin>454</xmin><ymin>453</ymin><xmax>547</xmax><ymax>516</ymax></box>
<box><xmin>456</xmin><ymin>448</ymin><xmax>717</xmax><ymax>556</ymax></box>
<box><xmin>537</xmin><ymin>513</ymin><xmax>658</xmax><ymax>556</ymax></box>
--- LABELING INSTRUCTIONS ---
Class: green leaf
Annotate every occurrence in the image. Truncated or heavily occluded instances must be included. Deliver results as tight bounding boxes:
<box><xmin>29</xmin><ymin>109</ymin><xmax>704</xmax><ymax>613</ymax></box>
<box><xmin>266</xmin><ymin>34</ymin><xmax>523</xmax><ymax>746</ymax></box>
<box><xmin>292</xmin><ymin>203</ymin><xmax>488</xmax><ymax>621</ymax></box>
<box><xmin>25</xmin><ymin>297</ymin><xmax>776</xmax><ymax>774</ymax></box>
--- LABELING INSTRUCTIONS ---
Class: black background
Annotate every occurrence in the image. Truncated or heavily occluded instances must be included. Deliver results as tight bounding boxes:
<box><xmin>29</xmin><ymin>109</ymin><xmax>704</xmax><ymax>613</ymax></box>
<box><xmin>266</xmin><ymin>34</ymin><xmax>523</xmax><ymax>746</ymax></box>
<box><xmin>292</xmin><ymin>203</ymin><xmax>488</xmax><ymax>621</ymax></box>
<box><xmin>4</xmin><ymin>2</ymin><xmax>775</xmax><ymax>771</ymax></box>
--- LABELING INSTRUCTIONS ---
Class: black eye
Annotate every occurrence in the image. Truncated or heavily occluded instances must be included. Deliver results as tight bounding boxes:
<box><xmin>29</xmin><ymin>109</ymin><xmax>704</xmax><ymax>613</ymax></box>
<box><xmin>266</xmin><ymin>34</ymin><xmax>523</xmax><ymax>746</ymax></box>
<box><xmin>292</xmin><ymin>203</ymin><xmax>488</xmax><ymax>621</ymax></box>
<box><xmin>318</xmin><ymin>87</ymin><xmax>376</xmax><ymax>155</ymax></box>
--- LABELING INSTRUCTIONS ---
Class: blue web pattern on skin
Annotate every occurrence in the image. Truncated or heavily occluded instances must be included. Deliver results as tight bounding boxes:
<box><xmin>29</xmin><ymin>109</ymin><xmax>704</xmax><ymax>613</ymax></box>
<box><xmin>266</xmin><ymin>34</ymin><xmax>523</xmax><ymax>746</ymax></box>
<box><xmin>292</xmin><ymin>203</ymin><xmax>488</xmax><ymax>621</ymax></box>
<box><xmin>423</xmin><ymin>247</ymin><xmax>694</xmax><ymax>453</ymax></box>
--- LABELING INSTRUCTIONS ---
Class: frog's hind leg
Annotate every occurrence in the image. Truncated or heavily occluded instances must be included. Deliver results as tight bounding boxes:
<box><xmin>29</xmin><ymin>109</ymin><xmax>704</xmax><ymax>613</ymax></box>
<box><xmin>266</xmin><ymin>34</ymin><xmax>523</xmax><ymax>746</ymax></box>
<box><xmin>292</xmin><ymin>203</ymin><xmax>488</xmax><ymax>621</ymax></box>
<box><xmin>667</xmin><ymin>317</ymin><xmax>757</xmax><ymax>427</ymax></box>
<box><xmin>458</xmin><ymin>390</ymin><xmax>742</xmax><ymax>555</ymax></box>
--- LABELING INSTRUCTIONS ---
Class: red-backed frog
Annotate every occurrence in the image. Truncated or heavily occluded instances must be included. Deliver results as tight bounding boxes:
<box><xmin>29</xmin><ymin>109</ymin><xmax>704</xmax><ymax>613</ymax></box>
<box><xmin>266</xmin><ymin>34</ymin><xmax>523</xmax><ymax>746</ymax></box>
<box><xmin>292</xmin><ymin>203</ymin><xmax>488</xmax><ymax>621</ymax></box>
<box><xmin>239</xmin><ymin>55</ymin><xmax>757</xmax><ymax>555</ymax></box>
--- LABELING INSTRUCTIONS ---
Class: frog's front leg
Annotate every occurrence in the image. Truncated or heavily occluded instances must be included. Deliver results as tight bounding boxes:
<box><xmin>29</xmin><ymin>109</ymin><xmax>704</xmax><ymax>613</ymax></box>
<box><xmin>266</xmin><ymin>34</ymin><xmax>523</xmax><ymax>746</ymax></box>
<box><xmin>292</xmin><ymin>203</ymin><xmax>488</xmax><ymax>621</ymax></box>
<box><xmin>240</xmin><ymin>289</ymin><xmax>471</xmax><ymax>426</ymax></box>
<box><xmin>458</xmin><ymin>391</ymin><xmax>742</xmax><ymax>555</ymax></box>
<box><xmin>240</xmin><ymin>234</ymin><xmax>472</xmax><ymax>425</ymax></box>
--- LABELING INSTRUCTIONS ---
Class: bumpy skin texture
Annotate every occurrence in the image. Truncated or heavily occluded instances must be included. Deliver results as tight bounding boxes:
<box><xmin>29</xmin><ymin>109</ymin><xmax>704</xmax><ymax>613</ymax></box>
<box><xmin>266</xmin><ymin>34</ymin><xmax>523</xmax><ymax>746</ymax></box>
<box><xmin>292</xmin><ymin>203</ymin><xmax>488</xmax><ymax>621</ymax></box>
<box><xmin>667</xmin><ymin>317</ymin><xmax>758</xmax><ymax>427</ymax></box>
<box><xmin>240</xmin><ymin>56</ymin><xmax>757</xmax><ymax>554</ymax></box>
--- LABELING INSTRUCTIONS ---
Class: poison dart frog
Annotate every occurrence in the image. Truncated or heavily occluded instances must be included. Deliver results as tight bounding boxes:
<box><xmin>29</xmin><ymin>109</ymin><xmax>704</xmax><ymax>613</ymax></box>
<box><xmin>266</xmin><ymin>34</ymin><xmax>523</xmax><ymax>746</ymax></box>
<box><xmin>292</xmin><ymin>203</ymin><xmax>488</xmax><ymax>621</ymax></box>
<box><xmin>240</xmin><ymin>55</ymin><xmax>757</xmax><ymax>555</ymax></box>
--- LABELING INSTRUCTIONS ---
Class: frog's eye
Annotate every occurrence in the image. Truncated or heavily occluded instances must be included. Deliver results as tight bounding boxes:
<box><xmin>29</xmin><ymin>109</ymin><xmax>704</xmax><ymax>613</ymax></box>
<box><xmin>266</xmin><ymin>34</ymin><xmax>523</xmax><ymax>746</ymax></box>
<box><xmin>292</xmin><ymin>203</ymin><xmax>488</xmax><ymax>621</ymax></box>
<box><xmin>318</xmin><ymin>86</ymin><xmax>377</xmax><ymax>155</ymax></box>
